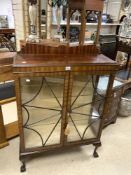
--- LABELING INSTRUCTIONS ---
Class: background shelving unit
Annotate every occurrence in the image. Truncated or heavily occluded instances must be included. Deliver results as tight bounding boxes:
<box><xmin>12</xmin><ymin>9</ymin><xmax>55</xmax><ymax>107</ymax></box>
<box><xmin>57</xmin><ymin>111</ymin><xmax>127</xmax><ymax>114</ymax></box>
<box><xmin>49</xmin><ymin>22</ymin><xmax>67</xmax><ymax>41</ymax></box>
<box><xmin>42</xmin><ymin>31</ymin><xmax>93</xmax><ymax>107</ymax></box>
<box><xmin>49</xmin><ymin>0</ymin><xmax>122</xmax><ymax>44</ymax></box>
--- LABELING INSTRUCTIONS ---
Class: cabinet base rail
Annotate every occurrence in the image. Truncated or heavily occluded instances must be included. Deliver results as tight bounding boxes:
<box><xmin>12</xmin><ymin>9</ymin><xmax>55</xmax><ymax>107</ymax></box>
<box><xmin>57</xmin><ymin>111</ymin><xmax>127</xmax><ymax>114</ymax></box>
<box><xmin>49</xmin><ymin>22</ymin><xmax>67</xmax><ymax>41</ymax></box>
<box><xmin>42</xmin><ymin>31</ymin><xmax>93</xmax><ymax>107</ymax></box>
<box><xmin>19</xmin><ymin>140</ymin><xmax>101</xmax><ymax>172</ymax></box>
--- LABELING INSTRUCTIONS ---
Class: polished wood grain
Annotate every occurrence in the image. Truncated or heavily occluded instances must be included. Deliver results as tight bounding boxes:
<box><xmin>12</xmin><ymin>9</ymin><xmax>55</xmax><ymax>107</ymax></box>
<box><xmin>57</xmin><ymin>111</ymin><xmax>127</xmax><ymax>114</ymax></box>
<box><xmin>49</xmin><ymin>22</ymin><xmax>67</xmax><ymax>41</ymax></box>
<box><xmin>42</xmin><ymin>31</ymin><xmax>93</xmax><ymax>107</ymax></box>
<box><xmin>13</xmin><ymin>36</ymin><xmax>121</xmax><ymax>172</ymax></box>
<box><xmin>0</xmin><ymin>29</ymin><xmax>15</xmax><ymax>34</ymax></box>
<box><xmin>68</xmin><ymin>0</ymin><xmax>104</xmax><ymax>11</ymax></box>
<box><xmin>14</xmin><ymin>43</ymin><xmax>118</xmax><ymax>71</ymax></box>
<box><xmin>0</xmin><ymin>52</ymin><xmax>16</xmax><ymax>79</ymax></box>
<box><xmin>0</xmin><ymin>106</ymin><xmax>9</xmax><ymax>148</ymax></box>
<box><xmin>85</xmin><ymin>0</ymin><xmax>104</xmax><ymax>11</ymax></box>
<box><xmin>14</xmin><ymin>43</ymin><xmax>120</xmax><ymax>169</ymax></box>
<box><xmin>14</xmin><ymin>53</ymin><xmax>116</xmax><ymax>66</ymax></box>
<box><xmin>0</xmin><ymin>52</ymin><xmax>16</xmax><ymax>65</ymax></box>
<box><xmin>0</xmin><ymin>52</ymin><xmax>16</xmax><ymax>148</ymax></box>
<box><xmin>68</xmin><ymin>0</ymin><xmax>85</xmax><ymax>10</ymax></box>
<box><xmin>5</xmin><ymin>121</ymin><xmax>19</xmax><ymax>139</ymax></box>
<box><xmin>0</xmin><ymin>97</ymin><xmax>16</xmax><ymax>149</ymax></box>
<box><xmin>0</xmin><ymin>97</ymin><xmax>16</xmax><ymax>106</ymax></box>
<box><xmin>20</xmin><ymin>42</ymin><xmax>99</xmax><ymax>54</ymax></box>
<box><xmin>13</xmin><ymin>54</ymin><xmax>119</xmax><ymax>74</ymax></box>
<box><xmin>13</xmin><ymin>44</ymin><xmax>119</xmax><ymax>74</ymax></box>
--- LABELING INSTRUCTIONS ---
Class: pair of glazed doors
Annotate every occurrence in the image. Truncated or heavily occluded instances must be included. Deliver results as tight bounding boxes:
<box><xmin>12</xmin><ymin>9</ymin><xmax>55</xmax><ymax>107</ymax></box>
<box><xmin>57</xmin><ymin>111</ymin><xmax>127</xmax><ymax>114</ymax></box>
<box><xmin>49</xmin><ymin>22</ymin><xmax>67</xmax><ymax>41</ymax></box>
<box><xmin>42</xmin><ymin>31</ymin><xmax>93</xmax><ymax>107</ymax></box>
<box><xmin>17</xmin><ymin>71</ymin><xmax>109</xmax><ymax>150</ymax></box>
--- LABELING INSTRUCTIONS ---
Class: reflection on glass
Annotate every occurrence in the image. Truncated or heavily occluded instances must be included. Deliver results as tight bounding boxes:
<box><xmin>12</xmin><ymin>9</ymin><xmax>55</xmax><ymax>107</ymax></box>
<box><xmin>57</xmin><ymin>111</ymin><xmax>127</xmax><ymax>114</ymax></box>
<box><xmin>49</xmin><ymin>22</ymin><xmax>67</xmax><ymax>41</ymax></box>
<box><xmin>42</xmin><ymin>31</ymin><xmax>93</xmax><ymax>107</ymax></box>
<box><xmin>67</xmin><ymin>75</ymin><xmax>108</xmax><ymax>142</ymax></box>
<box><xmin>20</xmin><ymin>76</ymin><xmax>64</xmax><ymax>148</ymax></box>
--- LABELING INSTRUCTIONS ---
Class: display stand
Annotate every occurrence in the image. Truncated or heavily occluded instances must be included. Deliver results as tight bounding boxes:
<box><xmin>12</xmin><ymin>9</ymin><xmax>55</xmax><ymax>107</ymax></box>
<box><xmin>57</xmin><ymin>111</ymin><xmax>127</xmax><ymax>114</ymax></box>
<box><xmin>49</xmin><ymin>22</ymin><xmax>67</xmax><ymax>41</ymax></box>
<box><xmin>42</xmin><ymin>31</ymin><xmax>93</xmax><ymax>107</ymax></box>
<box><xmin>12</xmin><ymin>0</ymin><xmax>120</xmax><ymax>172</ymax></box>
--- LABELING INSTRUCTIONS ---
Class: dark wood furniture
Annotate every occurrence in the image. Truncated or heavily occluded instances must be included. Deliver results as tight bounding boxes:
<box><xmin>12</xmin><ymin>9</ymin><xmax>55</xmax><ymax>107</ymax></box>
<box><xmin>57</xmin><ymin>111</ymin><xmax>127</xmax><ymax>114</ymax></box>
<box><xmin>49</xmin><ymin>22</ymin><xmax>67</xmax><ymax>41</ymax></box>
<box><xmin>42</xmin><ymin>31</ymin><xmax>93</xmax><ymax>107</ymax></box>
<box><xmin>0</xmin><ymin>28</ymin><xmax>15</xmax><ymax>35</ymax></box>
<box><xmin>99</xmin><ymin>34</ymin><xmax>116</xmax><ymax>60</ymax></box>
<box><xmin>0</xmin><ymin>52</ymin><xmax>17</xmax><ymax>148</ymax></box>
<box><xmin>115</xmin><ymin>36</ymin><xmax>131</xmax><ymax>82</ymax></box>
<box><xmin>13</xmin><ymin>43</ymin><xmax>119</xmax><ymax>172</ymax></box>
<box><xmin>66</xmin><ymin>0</ymin><xmax>104</xmax><ymax>44</ymax></box>
<box><xmin>0</xmin><ymin>28</ymin><xmax>16</xmax><ymax>51</ymax></box>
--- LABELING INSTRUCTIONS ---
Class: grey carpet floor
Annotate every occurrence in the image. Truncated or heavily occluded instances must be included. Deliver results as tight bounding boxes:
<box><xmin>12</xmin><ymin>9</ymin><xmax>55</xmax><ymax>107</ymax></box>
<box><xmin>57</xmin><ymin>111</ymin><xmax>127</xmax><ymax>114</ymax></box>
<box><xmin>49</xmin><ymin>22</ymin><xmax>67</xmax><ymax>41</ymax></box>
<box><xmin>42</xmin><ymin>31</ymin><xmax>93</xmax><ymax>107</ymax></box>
<box><xmin>0</xmin><ymin>116</ymin><xmax>131</xmax><ymax>175</ymax></box>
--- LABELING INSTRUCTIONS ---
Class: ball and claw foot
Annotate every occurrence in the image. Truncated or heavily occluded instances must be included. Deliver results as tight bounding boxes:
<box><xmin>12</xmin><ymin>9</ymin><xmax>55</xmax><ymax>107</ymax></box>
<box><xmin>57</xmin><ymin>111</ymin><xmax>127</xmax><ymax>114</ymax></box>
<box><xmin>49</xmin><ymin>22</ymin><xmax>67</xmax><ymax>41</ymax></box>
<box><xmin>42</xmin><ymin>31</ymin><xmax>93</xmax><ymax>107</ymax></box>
<box><xmin>93</xmin><ymin>148</ymin><xmax>99</xmax><ymax>158</ymax></box>
<box><xmin>20</xmin><ymin>162</ymin><xmax>26</xmax><ymax>172</ymax></box>
<box><xmin>111</xmin><ymin>120</ymin><xmax>116</xmax><ymax>125</ymax></box>
<box><xmin>93</xmin><ymin>142</ymin><xmax>101</xmax><ymax>158</ymax></box>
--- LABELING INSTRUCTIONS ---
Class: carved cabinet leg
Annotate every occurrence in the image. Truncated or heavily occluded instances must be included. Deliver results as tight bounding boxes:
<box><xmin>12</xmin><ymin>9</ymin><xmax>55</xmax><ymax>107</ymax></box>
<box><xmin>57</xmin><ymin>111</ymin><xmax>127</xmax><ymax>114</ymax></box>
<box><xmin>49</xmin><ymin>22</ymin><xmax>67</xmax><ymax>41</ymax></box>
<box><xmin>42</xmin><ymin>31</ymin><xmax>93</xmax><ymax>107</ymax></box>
<box><xmin>20</xmin><ymin>160</ymin><xmax>26</xmax><ymax>172</ymax></box>
<box><xmin>93</xmin><ymin>141</ymin><xmax>101</xmax><ymax>158</ymax></box>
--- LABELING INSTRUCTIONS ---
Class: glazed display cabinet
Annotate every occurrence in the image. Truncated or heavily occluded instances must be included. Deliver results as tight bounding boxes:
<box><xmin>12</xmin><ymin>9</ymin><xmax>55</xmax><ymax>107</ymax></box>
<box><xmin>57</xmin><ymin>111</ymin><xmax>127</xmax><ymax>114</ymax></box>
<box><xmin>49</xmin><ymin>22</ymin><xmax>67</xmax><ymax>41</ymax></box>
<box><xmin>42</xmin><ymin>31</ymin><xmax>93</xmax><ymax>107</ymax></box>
<box><xmin>13</xmin><ymin>43</ymin><xmax>119</xmax><ymax>172</ymax></box>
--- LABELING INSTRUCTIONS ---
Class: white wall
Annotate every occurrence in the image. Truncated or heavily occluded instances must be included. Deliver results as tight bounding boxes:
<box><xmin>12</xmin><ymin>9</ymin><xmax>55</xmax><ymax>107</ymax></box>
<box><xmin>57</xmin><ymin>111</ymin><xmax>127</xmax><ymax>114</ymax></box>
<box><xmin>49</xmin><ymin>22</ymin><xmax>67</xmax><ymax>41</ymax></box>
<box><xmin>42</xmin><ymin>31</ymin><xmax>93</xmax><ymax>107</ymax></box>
<box><xmin>2</xmin><ymin>102</ymin><xmax>17</xmax><ymax>125</ymax></box>
<box><xmin>0</xmin><ymin>0</ymin><xmax>14</xmax><ymax>28</ymax></box>
<box><xmin>41</xmin><ymin>0</ymin><xmax>46</xmax><ymax>10</ymax></box>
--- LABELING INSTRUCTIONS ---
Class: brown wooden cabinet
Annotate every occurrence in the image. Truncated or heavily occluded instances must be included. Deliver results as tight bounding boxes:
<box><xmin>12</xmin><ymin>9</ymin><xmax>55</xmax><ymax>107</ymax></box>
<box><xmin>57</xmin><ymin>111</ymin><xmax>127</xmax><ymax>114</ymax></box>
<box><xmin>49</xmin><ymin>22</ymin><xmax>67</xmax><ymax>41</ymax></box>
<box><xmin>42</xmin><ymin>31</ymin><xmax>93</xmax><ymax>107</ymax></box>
<box><xmin>13</xmin><ymin>43</ymin><xmax>119</xmax><ymax>172</ymax></box>
<box><xmin>0</xmin><ymin>52</ymin><xmax>16</xmax><ymax>148</ymax></box>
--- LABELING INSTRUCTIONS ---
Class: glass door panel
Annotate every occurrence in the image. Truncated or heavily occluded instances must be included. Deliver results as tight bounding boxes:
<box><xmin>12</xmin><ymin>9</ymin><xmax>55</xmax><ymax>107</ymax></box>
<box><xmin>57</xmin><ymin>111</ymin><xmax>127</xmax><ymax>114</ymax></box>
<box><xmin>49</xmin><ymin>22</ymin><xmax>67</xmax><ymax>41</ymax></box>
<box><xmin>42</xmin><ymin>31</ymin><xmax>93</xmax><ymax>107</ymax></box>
<box><xmin>67</xmin><ymin>75</ymin><xmax>108</xmax><ymax>142</ymax></box>
<box><xmin>20</xmin><ymin>76</ymin><xmax>65</xmax><ymax>148</ymax></box>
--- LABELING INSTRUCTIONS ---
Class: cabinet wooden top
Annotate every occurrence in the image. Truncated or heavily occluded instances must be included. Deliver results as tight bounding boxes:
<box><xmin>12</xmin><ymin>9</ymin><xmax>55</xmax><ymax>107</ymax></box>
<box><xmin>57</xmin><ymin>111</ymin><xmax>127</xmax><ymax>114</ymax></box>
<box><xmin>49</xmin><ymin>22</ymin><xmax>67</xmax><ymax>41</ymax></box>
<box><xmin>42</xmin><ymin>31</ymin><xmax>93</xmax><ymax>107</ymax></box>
<box><xmin>14</xmin><ymin>53</ymin><xmax>117</xmax><ymax>67</ymax></box>
<box><xmin>13</xmin><ymin>53</ymin><xmax>119</xmax><ymax>74</ymax></box>
<box><xmin>0</xmin><ymin>28</ymin><xmax>15</xmax><ymax>34</ymax></box>
<box><xmin>13</xmin><ymin>43</ymin><xmax>119</xmax><ymax>73</ymax></box>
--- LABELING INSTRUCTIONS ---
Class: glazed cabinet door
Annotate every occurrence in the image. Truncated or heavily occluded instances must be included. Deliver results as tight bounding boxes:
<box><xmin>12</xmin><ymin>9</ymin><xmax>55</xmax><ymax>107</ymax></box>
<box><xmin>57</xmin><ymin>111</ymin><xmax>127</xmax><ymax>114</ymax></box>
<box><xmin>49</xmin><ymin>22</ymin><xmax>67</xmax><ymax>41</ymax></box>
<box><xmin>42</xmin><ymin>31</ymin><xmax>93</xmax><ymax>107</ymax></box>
<box><xmin>17</xmin><ymin>73</ymin><xmax>68</xmax><ymax>150</ymax></box>
<box><xmin>65</xmin><ymin>74</ymin><xmax>109</xmax><ymax>143</ymax></box>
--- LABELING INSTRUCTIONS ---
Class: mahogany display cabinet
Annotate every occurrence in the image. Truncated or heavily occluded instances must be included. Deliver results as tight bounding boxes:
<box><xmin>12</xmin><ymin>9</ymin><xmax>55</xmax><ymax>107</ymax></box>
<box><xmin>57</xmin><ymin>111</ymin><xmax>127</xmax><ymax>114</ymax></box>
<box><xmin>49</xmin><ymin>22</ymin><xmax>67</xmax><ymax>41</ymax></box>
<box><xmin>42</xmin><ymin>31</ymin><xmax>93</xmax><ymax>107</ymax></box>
<box><xmin>13</xmin><ymin>43</ymin><xmax>119</xmax><ymax>172</ymax></box>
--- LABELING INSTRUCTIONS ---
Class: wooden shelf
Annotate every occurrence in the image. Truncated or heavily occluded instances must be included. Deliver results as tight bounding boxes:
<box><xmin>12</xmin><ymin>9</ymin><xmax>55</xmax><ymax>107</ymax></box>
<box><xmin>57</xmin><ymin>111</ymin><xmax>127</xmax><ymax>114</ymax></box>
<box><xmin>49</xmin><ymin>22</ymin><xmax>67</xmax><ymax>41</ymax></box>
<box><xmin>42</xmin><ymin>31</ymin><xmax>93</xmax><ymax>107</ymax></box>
<box><xmin>69</xmin><ymin>40</ymin><xmax>94</xmax><ymax>46</ymax></box>
<box><xmin>52</xmin><ymin>21</ymin><xmax>121</xmax><ymax>26</ymax></box>
<box><xmin>41</xmin><ymin>24</ymin><xmax>46</xmax><ymax>27</ymax></box>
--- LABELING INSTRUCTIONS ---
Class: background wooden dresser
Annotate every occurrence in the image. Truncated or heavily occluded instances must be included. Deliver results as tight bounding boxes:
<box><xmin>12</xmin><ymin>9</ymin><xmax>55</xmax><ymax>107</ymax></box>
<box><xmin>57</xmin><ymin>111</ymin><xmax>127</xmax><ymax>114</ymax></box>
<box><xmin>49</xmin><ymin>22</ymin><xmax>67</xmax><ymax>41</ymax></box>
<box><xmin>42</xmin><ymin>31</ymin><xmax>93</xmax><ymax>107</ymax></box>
<box><xmin>0</xmin><ymin>52</ymin><xmax>18</xmax><ymax>148</ymax></box>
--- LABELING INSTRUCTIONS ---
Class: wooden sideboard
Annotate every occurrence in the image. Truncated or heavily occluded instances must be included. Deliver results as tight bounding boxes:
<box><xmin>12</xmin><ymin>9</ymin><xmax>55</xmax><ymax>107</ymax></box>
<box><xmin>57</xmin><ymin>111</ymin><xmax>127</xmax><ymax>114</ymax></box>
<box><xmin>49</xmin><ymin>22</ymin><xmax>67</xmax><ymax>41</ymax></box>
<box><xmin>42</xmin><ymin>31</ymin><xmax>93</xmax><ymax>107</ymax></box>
<box><xmin>0</xmin><ymin>52</ymin><xmax>17</xmax><ymax>148</ymax></box>
<box><xmin>13</xmin><ymin>43</ymin><xmax>119</xmax><ymax>172</ymax></box>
